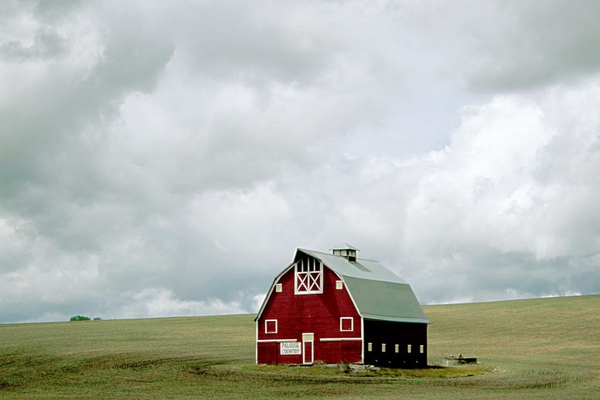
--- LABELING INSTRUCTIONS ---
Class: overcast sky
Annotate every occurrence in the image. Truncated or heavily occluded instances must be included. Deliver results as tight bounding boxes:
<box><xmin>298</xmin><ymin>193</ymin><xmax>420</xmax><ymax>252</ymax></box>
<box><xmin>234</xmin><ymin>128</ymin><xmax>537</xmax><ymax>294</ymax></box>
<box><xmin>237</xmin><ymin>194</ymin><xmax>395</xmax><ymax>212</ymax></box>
<box><xmin>1</xmin><ymin>0</ymin><xmax>599</xmax><ymax>323</ymax></box>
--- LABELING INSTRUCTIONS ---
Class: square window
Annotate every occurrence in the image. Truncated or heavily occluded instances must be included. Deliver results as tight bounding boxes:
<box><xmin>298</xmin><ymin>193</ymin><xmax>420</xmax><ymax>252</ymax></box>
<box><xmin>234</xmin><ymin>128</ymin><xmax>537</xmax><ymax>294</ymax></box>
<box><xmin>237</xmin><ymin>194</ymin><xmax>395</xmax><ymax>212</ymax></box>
<box><xmin>265</xmin><ymin>319</ymin><xmax>277</xmax><ymax>334</ymax></box>
<box><xmin>275</xmin><ymin>283</ymin><xmax>282</xmax><ymax>293</ymax></box>
<box><xmin>340</xmin><ymin>317</ymin><xmax>353</xmax><ymax>332</ymax></box>
<box><xmin>336</xmin><ymin>280</ymin><xmax>344</xmax><ymax>290</ymax></box>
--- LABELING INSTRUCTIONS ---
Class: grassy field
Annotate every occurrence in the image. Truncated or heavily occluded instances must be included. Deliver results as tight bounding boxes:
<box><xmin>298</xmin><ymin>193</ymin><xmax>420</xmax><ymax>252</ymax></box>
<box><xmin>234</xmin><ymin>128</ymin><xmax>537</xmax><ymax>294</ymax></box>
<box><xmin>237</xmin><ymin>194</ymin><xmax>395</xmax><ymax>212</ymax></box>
<box><xmin>0</xmin><ymin>295</ymin><xmax>598</xmax><ymax>399</ymax></box>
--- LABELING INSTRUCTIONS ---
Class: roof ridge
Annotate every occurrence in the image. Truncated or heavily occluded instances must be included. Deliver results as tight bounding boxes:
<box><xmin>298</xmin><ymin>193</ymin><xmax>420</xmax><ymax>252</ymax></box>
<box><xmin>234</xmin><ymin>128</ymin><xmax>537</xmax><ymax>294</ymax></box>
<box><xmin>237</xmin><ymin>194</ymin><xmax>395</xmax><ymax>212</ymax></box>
<box><xmin>330</xmin><ymin>242</ymin><xmax>360</xmax><ymax>251</ymax></box>
<box><xmin>297</xmin><ymin>248</ymin><xmax>378</xmax><ymax>262</ymax></box>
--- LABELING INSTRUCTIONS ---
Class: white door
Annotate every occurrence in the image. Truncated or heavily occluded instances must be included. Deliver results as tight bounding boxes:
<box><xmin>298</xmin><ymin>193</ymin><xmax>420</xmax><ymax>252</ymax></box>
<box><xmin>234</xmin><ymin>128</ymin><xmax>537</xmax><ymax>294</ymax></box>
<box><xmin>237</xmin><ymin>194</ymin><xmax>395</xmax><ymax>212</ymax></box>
<box><xmin>302</xmin><ymin>333</ymin><xmax>314</xmax><ymax>365</ymax></box>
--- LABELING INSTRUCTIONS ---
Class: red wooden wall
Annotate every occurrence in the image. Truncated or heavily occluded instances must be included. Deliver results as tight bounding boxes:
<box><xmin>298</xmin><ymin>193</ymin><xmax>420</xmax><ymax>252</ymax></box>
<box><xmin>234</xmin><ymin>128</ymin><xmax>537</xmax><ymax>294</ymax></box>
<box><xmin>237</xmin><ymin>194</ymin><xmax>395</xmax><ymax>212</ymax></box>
<box><xmin>257</xmin><ymin>260</ymin><xmax>362</xmax><ymax>365</ymax></box>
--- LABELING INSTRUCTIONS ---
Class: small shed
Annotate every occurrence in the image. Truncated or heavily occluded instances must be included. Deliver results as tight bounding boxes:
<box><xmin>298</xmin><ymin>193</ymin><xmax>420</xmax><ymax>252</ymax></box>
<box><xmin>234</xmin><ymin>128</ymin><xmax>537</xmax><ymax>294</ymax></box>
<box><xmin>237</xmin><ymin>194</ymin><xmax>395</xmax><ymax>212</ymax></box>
<box><xmin>255</xmin><ymin>244</ymin><xmax>429</xmax><ymax>367</ymax></box>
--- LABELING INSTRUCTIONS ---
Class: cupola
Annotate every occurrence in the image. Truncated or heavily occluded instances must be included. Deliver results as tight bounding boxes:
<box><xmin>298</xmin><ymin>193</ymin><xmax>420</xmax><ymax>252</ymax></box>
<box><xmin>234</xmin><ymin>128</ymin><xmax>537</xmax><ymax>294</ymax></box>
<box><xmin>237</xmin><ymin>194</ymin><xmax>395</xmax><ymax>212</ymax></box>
<box><xmin>330</xmin><ymin>243</ymin><xmax>360</xmax><ymax>262</ymax></box>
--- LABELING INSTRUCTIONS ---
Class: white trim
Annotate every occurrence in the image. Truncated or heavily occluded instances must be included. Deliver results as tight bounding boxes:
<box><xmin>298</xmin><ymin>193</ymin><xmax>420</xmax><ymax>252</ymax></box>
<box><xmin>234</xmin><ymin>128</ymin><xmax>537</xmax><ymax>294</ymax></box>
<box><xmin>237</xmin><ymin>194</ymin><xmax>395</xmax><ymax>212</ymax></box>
<box><xmin>340</xmin><ymin>317</ymin><xmax>354</xmax><ymax>332</ymax></box>
<box><xmin>302</xmin><ymin>332</ymin><xmax>314</xmax><ymax>365</ymax></box>
<box><xmin>319</xmin><ymin>337</ymin><xmax>362</xmax><ymax>342</ymax></box>
<box><xmin>255</xmin><ymin>319</ymin><xmax>258</xmax><ymax>365</ymax></box>
<box><xmin>336</xmin><ymin>280</ymin><xmax>343</xmax><ymax>290</ymax></box>
<box><xmin>257</xmin><ymin>338</ymin><xmax>297</xmax><ymax>343</ymax></box>
<box><xmin>275</xmin><ymin>283</ymin><xmax>282</xmax><ymax>292</ymax></box>
<box><xmin>265</xmin><ymin>319</ymin><xmax>278</xmax><ymax>334</ymax></box>
<box><xmin>255</xmin><ymin>260</ymin><xmax>297</xmax><ymax>321</ymax></box>
<box><xmin>361</xmin><ymin>317</ymin><xmax>365</xmax><ymax>363</ymax></box>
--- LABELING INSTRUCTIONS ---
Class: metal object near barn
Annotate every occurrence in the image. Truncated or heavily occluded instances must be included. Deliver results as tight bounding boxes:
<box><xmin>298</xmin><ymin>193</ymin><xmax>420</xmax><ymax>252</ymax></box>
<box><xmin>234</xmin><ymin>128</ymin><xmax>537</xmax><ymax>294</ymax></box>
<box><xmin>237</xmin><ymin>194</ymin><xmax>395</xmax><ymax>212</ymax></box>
<box><xmin>443</xmin><ymin>354</ymin><xmax>478</xmax><ymax>366</ymax></box>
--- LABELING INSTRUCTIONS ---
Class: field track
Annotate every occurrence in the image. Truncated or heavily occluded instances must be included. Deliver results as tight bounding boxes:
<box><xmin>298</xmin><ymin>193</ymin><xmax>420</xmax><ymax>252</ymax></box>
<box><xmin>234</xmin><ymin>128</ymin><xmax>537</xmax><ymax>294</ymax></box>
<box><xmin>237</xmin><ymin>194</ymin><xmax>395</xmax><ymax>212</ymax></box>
<box><xmin>1</xmin><ymin>294</ymin><xmax>598</xmax><ymax>399</ymax></box>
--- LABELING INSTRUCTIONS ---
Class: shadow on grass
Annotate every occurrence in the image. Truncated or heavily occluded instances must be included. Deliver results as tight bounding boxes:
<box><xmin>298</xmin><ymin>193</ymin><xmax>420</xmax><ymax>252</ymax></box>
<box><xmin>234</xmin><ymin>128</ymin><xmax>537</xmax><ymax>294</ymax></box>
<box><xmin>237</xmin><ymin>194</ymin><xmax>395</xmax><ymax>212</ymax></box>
<box><xmin>247</xmin><ymin>362</ymin><xmax>490</xmax><ymax>381</ymax></box>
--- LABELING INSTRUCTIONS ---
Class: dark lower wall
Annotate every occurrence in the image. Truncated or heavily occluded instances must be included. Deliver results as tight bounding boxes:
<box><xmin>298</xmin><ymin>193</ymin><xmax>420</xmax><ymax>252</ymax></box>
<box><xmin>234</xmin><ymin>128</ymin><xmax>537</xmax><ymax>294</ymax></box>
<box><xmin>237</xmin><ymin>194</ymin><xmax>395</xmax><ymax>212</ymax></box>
<box><xmin>363</xmin><ymin>320</ymin><xmax>427</xmax><ymax>368</ymax></box>
<box><xmin>319</xmin><ymin>340</ymin><xmax>362</xmax><ymax>364</ymax></box>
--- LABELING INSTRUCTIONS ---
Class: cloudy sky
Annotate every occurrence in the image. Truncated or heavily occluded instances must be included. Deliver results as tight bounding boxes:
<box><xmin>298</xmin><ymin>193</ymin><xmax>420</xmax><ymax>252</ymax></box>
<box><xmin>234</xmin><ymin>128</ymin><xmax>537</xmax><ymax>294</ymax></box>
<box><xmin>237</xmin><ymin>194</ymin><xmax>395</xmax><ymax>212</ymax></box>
<box><xmin>1</xmin><ymin>0</ymin><xmax>599</xmax><ymax>323</ymax></box>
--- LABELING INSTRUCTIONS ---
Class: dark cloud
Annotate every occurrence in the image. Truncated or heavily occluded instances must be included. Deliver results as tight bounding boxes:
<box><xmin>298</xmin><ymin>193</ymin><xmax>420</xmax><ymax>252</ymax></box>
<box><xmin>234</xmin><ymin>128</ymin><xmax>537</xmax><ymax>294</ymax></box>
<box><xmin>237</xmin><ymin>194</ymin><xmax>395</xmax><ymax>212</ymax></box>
<box><xmin>444</xmin><ymin>1</ymin><xmax>600</xmax><ymax>92</ymax></box>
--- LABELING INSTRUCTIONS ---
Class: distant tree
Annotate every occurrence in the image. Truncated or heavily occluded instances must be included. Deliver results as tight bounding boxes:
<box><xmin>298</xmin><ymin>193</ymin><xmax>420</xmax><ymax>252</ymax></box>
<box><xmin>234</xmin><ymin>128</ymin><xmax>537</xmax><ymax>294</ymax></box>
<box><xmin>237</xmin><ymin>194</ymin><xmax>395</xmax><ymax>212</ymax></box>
<box><xmin>70</xmin><ymin>315</ymin><xmax>91</xmax><ymax>321</ymax></box>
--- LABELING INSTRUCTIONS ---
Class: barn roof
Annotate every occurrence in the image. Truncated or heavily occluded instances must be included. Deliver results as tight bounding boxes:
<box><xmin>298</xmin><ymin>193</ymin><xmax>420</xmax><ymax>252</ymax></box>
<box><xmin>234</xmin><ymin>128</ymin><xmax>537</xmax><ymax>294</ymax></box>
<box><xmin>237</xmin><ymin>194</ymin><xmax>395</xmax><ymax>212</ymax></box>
<box><xmin>297</xmin><ymin>249</ymin><xmax>405</xmax><ymax>284</ymax></box>
<box><xmin>255</xmin><ymin>248</ymin><xmax>429</xmax><ymax>324</ymax></box>
<box><xmin>296</xmin><ymin>249</ymin><xmax>430</xmax><ymax>324</ymax></box>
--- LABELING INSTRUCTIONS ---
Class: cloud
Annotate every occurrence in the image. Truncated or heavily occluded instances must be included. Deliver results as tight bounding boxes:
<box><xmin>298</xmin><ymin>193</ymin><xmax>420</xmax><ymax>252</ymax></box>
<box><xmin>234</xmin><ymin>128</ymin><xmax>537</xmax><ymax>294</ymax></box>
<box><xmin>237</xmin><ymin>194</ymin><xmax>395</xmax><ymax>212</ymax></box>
<box><xmin>398</xmin><ymin>78</ymin><xmax>600</xmax><ymax>302</ymax></box>
<box><xmin>115</xmin><ymin>288</ymin><xmax>245</xmax><ymax>320</ymax></box>
<box><xmin>432</xmin><ymin>1</ymin><xmax>600</xmax><ymax>92</ymax></box>
<box><xmin>1</xmin><ymin>1</ymin><xmax>599</xmax><ymax>323</ymax></box>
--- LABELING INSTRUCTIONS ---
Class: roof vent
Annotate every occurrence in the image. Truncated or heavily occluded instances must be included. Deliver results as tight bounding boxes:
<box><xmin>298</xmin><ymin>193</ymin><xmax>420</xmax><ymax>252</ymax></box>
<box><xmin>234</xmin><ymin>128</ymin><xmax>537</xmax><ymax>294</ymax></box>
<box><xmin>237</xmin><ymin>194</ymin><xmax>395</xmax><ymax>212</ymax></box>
<box><xmin>330</xmin><ymin>243</ymin><xmax>359</xmax><ymax>262</ymax></box>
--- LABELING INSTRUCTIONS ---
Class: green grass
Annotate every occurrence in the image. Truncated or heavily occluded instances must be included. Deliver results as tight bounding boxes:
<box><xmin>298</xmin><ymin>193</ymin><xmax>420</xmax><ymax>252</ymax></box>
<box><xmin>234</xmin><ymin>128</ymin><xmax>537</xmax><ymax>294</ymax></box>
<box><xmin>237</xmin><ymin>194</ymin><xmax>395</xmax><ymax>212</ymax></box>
<box><xmin>1</xmin><ymin>295</ymin><xmax>599</xmax><ymax>399</ymax></box>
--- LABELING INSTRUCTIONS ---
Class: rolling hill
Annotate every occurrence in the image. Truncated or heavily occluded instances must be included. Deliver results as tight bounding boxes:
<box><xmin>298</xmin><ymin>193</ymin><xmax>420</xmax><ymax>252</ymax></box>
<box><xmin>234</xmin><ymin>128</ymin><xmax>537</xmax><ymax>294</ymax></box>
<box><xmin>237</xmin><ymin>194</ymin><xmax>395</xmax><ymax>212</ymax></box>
<box><xmin>0</xmin><ymin>294</ymin><xmax>598</xmax><ymax>399</ymax></box>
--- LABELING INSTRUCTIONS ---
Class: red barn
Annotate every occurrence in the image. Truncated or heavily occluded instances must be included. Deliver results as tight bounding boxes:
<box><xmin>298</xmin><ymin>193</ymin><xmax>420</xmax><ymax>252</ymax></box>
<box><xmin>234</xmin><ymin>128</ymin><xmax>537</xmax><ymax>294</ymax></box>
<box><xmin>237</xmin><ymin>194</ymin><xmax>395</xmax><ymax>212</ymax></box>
<box><xmin>255</xmin><ymin>244</ymin><xmax>430</xmax><ymax>367</ymax></box>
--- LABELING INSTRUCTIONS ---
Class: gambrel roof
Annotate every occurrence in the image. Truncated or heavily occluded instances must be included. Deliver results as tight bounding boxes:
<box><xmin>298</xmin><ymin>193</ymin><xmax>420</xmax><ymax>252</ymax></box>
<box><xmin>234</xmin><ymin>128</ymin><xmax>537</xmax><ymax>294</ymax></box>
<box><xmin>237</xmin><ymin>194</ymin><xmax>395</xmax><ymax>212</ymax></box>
<box><xmin>256</xmin><ymin>248</ymin><xmax>430</xmax><ymax>324</ymax></box>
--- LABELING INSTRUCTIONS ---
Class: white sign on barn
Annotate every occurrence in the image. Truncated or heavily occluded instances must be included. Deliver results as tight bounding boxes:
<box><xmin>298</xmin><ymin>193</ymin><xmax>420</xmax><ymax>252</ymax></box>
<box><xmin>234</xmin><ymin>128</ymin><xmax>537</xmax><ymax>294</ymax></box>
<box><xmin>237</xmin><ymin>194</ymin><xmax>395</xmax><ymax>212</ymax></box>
<box><xmin>280</xmin><ymin>342</ymin><xmax>301</xmax><ymax>355</ymax></box>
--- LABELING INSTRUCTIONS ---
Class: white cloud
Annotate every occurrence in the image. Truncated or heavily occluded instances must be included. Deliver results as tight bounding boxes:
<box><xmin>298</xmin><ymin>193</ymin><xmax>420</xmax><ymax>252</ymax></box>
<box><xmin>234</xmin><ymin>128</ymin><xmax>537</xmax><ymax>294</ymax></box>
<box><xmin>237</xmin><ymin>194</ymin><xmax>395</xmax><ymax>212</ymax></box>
<box><xmin>398</xmin><ymin>77</ymin><xmax>600</xmax><ymax>302</ymax></box>
<box><xmin>1</xmin><ymin>0</ymin><xmax>599</xmax><ymax>323</ymax></box>
<box><xmin>115</xmin><ymin>288</ymin><xmax>245</xmax><ymax>319</ymax></box>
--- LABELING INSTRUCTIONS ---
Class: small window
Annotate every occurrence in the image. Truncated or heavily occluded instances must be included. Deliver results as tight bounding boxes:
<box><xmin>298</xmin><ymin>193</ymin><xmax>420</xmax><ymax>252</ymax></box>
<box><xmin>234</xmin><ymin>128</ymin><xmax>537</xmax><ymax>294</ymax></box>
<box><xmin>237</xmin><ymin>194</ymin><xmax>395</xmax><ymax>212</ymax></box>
<box><xmin>265</xmin><ymin>319</ymin><xmax>277</xmax><ymax>334</ymax></box>
<box><xmin>407</xmin><ymin>344</ymin><xmax>412</xmax><ymax>354</ymax></box>
<box><xmin>381</xmin><ymin>343</ymin><xmax>386</xmax><ymax>353</ymax></box>
<box><xmin>395</xmin><ymin>344</ymin><xmax>399</xmax><ymax>353</ymax></box>
<box><xmin>340</xmin><ymin>317</ymin><xmax>354</xmax><ymax>332</ymax></box>
<box><xmin>420</xmin><ymin>345</ymin><xmax>424</xmax><ymax>354</ymax></box>
<box><xmin>367</xmin><ymin>343</ymin><xmax>372</xmax><ymax>352</ymax></box>
<box><xmin>275</xmin><ymin>283</ymin><xmax>282</xmax><ymax>293</ymax></box>
<box><xmin>336</xmin><ymin>280</ymin><xmax>343</xmax><ymax>290</ymax></box>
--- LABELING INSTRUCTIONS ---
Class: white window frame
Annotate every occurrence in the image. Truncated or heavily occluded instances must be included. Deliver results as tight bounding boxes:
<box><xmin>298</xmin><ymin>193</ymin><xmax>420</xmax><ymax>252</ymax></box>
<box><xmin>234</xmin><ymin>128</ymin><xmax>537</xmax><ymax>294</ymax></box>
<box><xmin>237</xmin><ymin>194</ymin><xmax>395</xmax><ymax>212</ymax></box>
<box><xmin>420</xmin><ymin>345</ymin><xmax>425</xmax><ymax>354</ymax></box>
<box><xmin>339</xmin><ymin>317</ymin><xmax>354</xmax><ymax>332</ymax></box>
<box><xmin>294</xmin><ymin>258</ymin><xmax>323</xmax><ymax>295</ymax></box>
<box><xmin>336</xmin><ymin>280</ymin><xmax>344</xmax><ymax>290</ymax></box>
<box><xmin>407</xmin><ymin>344</ymin><xmax>412</xmax><ymax>353</ymax></box>
<box><xmin>275</xmin><ymin>283</ymin><xmax>282</xmax><ymax>293</ymax></box>
<box><xmin>382</xmin><ymin>343</ymin><xmax>386</xmax><ymax>353</ymax></box>
<box><xmin>395</xmin><ymin>344</ymin><xmax>399</xmax><ymax>353</ymax></box>
<box><xmin>265</xmin><ymin>319</ymin><xmax>278</xmax><ymax>334</ymax></box>
<box><xmin>367</xmin><ymin>342</ymin><xmax>373</xmax><ymax>352</ymax></box>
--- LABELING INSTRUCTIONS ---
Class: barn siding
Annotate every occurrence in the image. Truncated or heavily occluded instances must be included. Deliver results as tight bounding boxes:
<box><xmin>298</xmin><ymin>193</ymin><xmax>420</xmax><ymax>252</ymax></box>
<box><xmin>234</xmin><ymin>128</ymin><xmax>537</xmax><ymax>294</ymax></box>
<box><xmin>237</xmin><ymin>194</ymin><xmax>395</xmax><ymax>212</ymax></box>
<box><xmin>257</xmin><ymin>342</ymin><xmax>279</xmax><ymax>364</ymax></box>
<box><xmin>257</xmin><ymin>257</ymin><xmax>362</xmax><ymax>364</ymax></box>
